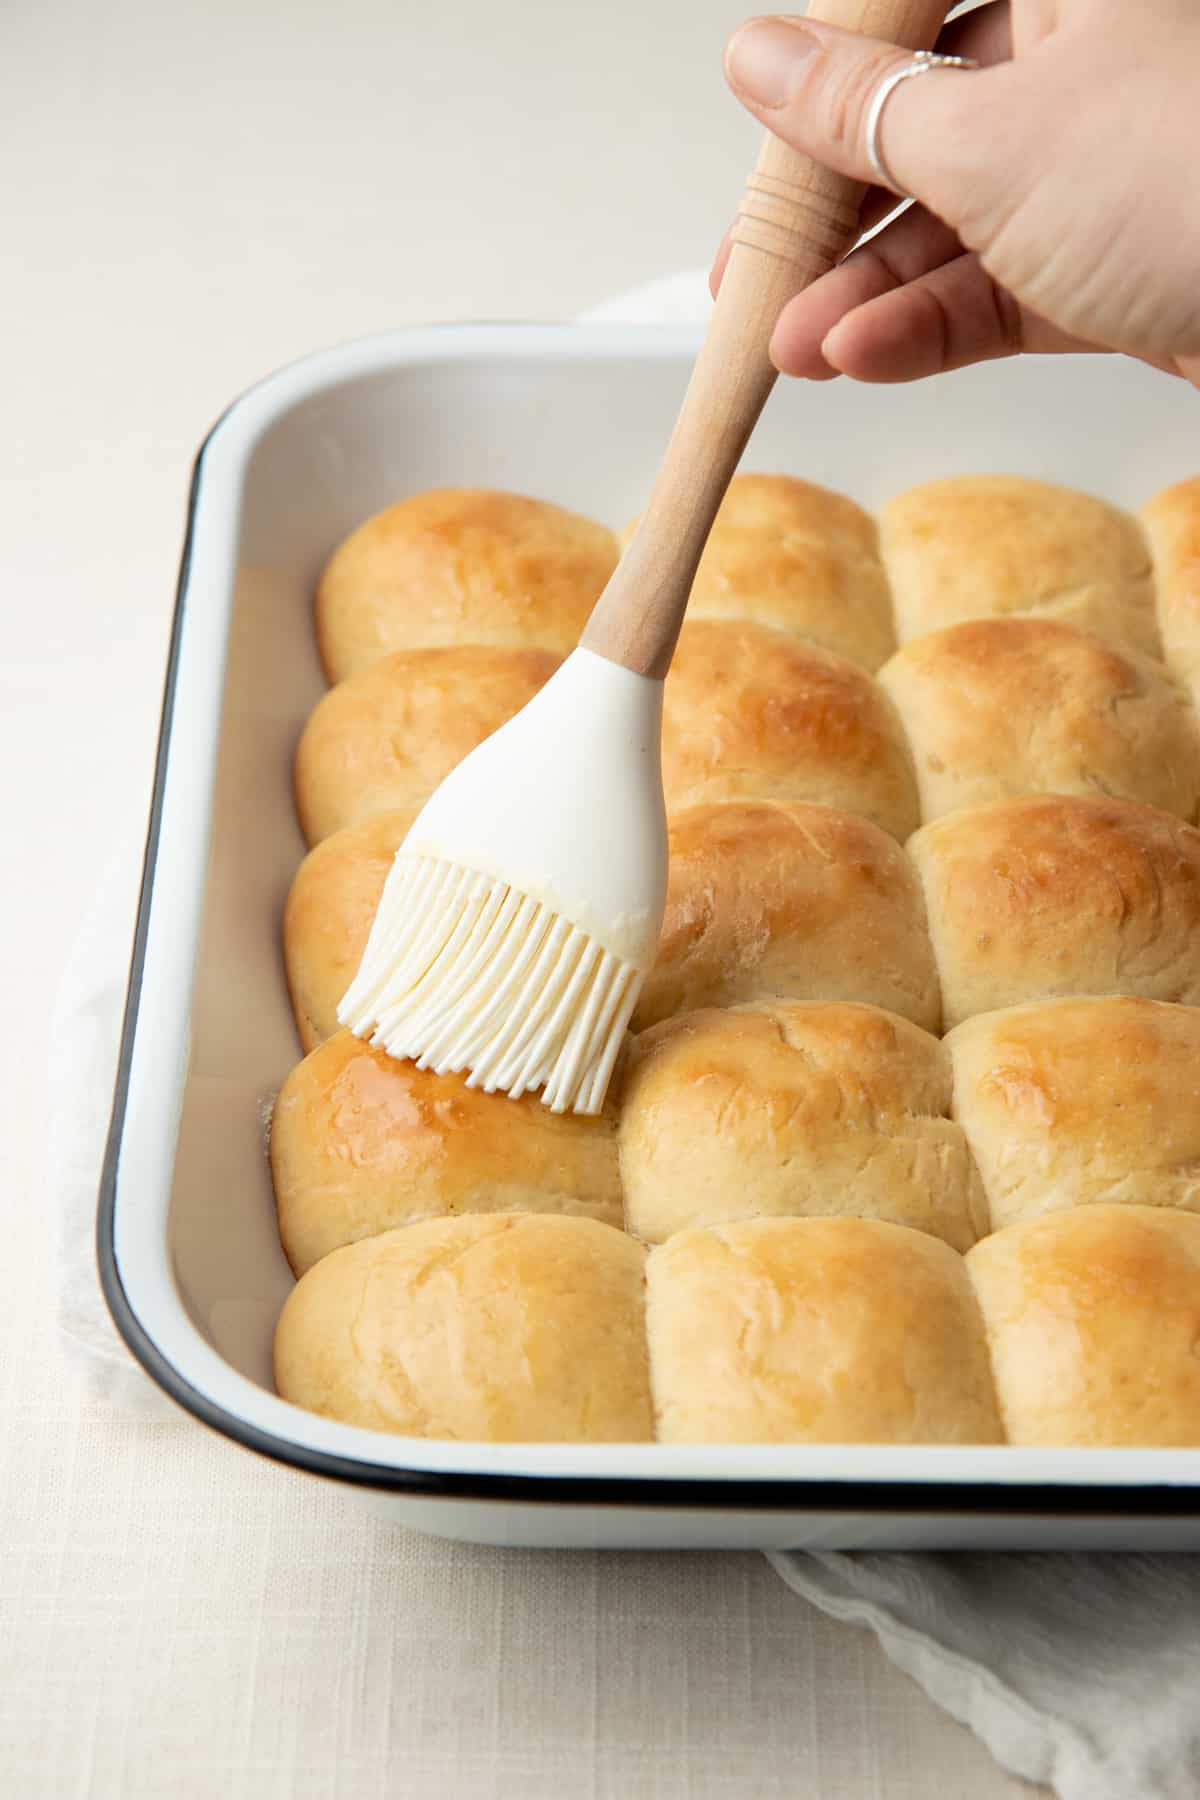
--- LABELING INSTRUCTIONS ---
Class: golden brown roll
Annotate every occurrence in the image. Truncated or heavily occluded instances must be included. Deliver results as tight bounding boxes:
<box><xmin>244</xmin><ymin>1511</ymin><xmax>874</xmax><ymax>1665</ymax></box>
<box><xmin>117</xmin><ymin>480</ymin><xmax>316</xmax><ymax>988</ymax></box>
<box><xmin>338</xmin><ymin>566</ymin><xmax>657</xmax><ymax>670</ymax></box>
<box><xmin>618</xmin><ymin>1002</ymin><xmax>984</xmax><ymax>1249</ymax></box>
<box><xmin>1142</xmin><ymin>475</ymin><xmax>1200</xmax><ymax>686</ymax></box>
<box><xmin>966</xmin><ymin>1205</ymin><xmax>1200</xmax><ymax>1446</ymax></box>
<box><xmin>283</xmin><ymin>810</ymin><xmax>411</xmax><ymax>1052</ymax></box>
<box><xmin>878</xmin><ymin>617</ymin><xmax>1200</xmax><ymax>825</ymax></box>
<box><xmin>662</xmin><ymin>619</ymin><xmax>919</xmax><ymax>838</ymax></box>
<box><xmin>634</xmin><ymin>801</ymin><xmax>941</xmax><ymax>1034</ymax></box>
<box><xmin>622</xmin><ymin>473</ymin><xmax>895</xmax><ymax>670</ymax></box>
<box><xmin>293</xmin><ymin>644</ymin><xmax>559</xmax><ymax>844</ymax></box>
<box><xmin>947</xmin><ymin>996</ymin><xmax>1200</xmax><ymax>1232</ymax></box>
<box><xmin>880</xmin><ymin>475</ymin><xmax>1158</xmax><ymax>656</ymax></box>
<box><xmin>645</xmin><ymin>1217</ymin><xmax>1003</xmax><ymax>1444</ymax></box>
<box><xmin>271</xmin><ymin>1031</ymin><xmax>623</xmax><ymax>1275</ymax></box>
<box><xmin>275</xmin><ymin>1214</ymin><xmax>653</xmax><ymax>1441</ymax></box>
<box><xmin>908</xmin><ymin>794</ymin><xmax>1200</xmax><ymax>1029</ymax></box>
<box><xmin>315</xmin><ymin>488</ymin><xmax>618</xmax><ymax>682</ymax></box>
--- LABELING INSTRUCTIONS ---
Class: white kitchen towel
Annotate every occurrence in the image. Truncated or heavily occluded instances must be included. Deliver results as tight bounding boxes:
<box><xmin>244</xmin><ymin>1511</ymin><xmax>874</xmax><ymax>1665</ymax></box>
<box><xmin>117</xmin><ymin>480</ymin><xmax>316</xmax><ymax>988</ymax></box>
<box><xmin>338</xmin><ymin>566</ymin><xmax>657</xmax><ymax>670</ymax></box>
<box><xmin>578</xmin><ymin>268</ymin><xmax>713</xmax><ymax>325</ymax></box>
<box><xmin>50</xmin><ymin>821</ymin><xmax>178</xmax><ymax>1416</ymax></box>
<box><xmin>53</xmin><ymin>269</ymin><xmax>1200</xmax><ymax>1800</ymax></box>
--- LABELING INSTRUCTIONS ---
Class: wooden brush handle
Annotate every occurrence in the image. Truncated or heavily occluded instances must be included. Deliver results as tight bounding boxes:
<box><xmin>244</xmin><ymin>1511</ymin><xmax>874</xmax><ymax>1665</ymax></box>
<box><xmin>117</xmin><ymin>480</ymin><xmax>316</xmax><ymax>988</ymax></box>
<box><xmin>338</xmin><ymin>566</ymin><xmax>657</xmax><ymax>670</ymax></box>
<box><xmin>582</xmin><ymin>0</ymin><xmax>951</xmax><ymax>678</ymax></box>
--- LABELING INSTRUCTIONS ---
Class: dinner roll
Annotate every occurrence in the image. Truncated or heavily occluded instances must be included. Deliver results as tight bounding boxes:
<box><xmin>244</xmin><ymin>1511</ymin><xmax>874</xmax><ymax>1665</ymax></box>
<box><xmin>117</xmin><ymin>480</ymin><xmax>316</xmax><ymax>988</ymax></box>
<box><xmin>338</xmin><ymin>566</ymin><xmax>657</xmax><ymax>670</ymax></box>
<box><xmin>880</xmin><ymin>475</ymin><xmax>1159</xmax><ymax>656</ymax></box>
<box><xmin>622</xmin><ymin>473</ymin><xmax>895</xmax><ymax>670</ymax></box>
<box><xmin>909</xmin><ymin>794</ymin><xmax>1200</xmax><ymax>1029</ymax></box>
<box><xmin>966</xmin><ymin>1205</ymin><xmax>1200</xmax><ymax>1446</ymax></box>
<box><xmin>645</xmin><ymin>1218</ymin><xmax>1003</xmax><ymax>1444</ymax></box>
<box><xmin>634</xmin><ymin>801</ymin><xmax>940</xmax><ymax>1033</ymax></box>
<box><xmin>271</xmin><ymin>1031</ymin><xmax>622</xmax><ymax>1275</ymax></box>
<box><xmin>283</xmin><ymin>810</ymin><xmax>411</xmax><ymax>1051</ymax></box>
<box><xmin>618</xmin><ymin>1002</ymin><xmax>985</xmax><ymax>1249</ymax></box>
<box><xmin>315</xmin><ymin>488</ymin><xmax>618</xmax><ymax>682</ymax></box>
<box><xmin>947</xmin><ymin>997</ymin><xmax>1200</xmax><ymax>1232</ymax></box>
<box><xmin>662</xmin><ymin>620</ymin><xmax>919</xmax><ymax>838</ymax></box>
<box><xmin>275</xmin><ymin>1214</ymin><xmax>653</xmax><ymax>1441</ymax></box>
<box><xmin>1143</xmin><ymin>475</ymin><xmax>1200</xmax><ymax>686</ymax></box>
<box><xmin>293</xmin><ymin>645</ymin><xmax>558</xmax><ymax>844</ymax></box>
<box><xmin>878</xmin><ymin>617</ymin><xmax>1200</xmax><ymax>825</ymax></box>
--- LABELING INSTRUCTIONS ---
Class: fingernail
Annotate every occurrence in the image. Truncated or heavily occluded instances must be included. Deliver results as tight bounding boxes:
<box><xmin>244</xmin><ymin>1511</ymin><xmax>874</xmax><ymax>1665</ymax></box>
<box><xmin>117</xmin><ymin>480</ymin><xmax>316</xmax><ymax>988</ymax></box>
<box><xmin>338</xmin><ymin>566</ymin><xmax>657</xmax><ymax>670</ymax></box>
<box><xmin>820</xmin><ymin>323</ymin><xmax>846</xmax><ymax>362</ymax></box>
<box><xmin>725</xmin><ymin>18</ymin><xmax>819</xmax><ymax>109</ymax></box>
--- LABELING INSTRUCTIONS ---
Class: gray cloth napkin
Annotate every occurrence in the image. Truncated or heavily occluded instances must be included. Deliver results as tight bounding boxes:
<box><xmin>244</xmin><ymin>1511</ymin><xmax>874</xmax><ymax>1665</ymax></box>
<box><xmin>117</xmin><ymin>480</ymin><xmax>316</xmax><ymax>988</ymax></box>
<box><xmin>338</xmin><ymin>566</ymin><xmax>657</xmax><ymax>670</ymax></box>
<box><xmin>53</xmin><ymin>275</ymin><xmax>1200</xmax><ymax>1800</ymax></box>
<box><xmin>769</xmin><ymin>1551</ymin><xmax>1200</xmax><ymax>1800</ymax></box>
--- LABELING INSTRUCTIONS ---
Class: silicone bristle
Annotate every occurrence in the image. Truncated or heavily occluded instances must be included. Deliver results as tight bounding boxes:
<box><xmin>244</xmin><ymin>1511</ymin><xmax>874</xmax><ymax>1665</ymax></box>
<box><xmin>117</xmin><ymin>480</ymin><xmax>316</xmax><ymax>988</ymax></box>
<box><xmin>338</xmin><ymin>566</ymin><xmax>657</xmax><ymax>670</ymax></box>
<box><xmin>336</xmin><ymin>852</ymin><xmax>646</xmax><ymax>1115</ymax></box>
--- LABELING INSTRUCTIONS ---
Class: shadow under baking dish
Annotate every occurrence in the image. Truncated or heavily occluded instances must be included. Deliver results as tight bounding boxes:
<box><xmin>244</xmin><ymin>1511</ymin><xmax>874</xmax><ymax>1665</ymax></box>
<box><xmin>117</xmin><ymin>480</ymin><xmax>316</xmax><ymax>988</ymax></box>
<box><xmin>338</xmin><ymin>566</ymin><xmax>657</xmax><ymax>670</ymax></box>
<box><xmin>98</xmin><ymin>322</ymin><xmax>1200</xmax><ymax>1549</ymax></box>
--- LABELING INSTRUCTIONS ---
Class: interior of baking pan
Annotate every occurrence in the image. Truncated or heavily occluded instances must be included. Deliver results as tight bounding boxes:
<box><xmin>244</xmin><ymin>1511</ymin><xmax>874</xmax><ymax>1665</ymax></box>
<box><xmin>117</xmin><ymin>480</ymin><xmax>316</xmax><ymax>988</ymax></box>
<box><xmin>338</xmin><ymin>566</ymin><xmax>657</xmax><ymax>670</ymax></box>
<box><xmin>121</xmin><ymin>325</ymin><xmax>1200</xmax><ymax>1476</ymax></box>
<box><xmin>170</xmin><ymin>338</ymin><xmax>738</xmax><ymax>1392</ymax></box>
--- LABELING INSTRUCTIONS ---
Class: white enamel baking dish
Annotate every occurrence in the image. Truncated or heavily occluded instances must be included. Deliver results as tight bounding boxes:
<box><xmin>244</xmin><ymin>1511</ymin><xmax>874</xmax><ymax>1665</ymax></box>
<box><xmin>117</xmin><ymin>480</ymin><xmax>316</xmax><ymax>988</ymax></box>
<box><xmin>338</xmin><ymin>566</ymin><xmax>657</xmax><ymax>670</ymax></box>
<box><xmin>99</xmin><ymin>322</ymin><xmax>1200</xmax><ymax>1549</ymax></box>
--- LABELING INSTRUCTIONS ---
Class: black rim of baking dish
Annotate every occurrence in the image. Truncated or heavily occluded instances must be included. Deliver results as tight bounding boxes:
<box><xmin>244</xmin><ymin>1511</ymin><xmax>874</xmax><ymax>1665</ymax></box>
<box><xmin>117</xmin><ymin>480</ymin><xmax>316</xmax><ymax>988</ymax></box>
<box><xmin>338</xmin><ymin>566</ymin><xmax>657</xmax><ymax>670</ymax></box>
<box><xmin>96</xmin><ymin>327</ymin><xmax>1200</xmax><ymax>1516</ymax></box>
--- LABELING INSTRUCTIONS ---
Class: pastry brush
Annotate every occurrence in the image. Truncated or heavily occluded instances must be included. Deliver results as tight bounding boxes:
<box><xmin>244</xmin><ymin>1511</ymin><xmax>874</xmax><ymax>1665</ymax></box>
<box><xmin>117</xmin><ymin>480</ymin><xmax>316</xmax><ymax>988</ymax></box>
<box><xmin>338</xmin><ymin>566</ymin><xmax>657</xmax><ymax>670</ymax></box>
<box><xmin>340</xmin><ymin>0</ymin><xmax>950</xmax><ymax>1113</ymax></box>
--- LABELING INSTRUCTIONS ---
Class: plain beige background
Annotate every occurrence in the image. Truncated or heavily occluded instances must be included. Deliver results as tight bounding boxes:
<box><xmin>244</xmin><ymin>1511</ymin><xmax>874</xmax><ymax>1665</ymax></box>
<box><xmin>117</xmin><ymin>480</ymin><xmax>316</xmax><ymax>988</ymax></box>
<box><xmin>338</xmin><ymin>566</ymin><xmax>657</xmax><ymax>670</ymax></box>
<box><xmin>2</xmin><ymin>1</ymin><xmax>1042</xmax><ymax>1794</ymax></box>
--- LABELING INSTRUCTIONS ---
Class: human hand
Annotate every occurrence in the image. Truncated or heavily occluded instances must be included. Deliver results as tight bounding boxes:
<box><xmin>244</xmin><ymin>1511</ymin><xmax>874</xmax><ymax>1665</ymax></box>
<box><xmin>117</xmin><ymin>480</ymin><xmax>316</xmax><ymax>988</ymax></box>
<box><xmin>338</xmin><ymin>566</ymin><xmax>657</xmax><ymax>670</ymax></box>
<box><xmin>713</xmin><ymin>2</ymin><xmax>1200</xmax><ymax>386</ymax></box>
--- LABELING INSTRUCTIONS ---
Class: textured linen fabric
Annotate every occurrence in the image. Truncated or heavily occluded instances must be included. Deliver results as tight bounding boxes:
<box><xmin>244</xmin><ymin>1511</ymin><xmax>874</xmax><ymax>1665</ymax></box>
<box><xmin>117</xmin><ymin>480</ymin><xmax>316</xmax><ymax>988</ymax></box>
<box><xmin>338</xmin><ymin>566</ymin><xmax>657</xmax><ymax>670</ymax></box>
<box><xmin>0</xmin><ymin>1408</ymin><xmax>1034</xmax><ymax>1800</ymax></box>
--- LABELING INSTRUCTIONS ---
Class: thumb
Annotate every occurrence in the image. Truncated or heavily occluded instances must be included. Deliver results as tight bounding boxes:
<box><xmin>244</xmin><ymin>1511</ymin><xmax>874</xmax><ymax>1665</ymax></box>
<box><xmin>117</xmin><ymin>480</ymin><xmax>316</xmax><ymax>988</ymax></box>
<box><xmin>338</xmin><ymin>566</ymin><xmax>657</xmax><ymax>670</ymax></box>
<box><xmin>723</xmin><ymin>16</ymin><xmax>1008</xmax><ymax>235</ymax></box>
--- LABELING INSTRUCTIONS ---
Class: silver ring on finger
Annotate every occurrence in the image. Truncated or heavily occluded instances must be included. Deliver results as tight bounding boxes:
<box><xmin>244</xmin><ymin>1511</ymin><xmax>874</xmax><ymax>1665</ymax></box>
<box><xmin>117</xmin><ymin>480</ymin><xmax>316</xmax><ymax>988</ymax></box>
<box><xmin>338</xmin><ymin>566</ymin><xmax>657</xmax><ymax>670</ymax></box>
<box><xmin>865</xmin><ymin>50</ymin><xmax>980</xmax><ymax>201</ymax></box>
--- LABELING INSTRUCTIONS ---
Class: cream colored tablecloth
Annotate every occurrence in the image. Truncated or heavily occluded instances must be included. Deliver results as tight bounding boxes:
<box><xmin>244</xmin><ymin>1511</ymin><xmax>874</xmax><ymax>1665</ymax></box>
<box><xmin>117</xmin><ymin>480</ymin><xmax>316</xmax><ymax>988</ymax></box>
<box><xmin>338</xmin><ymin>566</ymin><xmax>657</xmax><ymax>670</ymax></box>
<box><xmin>2</xmin><ymin>1</ymin><xmax>1040</xmax><ymax>1792</ymax></box>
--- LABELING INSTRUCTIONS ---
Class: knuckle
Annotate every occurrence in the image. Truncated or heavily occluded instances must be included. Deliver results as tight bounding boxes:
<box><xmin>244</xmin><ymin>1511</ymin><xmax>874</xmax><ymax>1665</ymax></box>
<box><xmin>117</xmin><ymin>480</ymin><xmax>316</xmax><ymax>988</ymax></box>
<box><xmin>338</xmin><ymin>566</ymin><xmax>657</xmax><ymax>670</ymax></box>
<box><xmin>885</xmin><ymin>65</ymin><xmax>1001</xmax><ymax>225</ymax></box>
<box><xmin>815</xmin><ymin>49</ymin><xmax>910</xmax><ymax>161</ymax></box>
<box><xmin>934</xmin><ymin>73</ymin><xmax>1034</xmax><ymax>237</ymax></box>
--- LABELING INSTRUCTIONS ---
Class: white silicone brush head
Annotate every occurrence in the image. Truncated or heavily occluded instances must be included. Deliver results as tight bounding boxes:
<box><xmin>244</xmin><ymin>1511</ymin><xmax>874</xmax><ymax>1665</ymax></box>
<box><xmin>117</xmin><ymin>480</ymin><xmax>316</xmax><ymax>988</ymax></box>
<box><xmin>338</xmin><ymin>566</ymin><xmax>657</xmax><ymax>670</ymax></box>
<box><xmin>337</xmin><ymin>648</ymin><xmax>668</xmax><ymax>1114</ymax></box>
